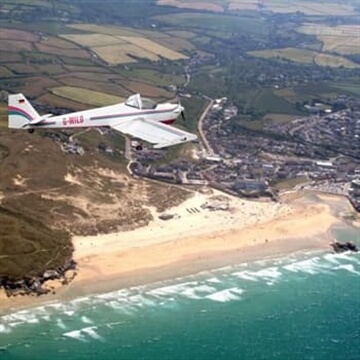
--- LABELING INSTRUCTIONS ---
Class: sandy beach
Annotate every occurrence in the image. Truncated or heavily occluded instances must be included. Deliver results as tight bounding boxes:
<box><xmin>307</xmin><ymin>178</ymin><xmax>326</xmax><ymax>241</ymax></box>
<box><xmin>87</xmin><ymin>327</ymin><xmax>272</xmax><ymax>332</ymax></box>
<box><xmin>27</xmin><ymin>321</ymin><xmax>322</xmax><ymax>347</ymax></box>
<box><xmin>0</xmin><ymin>189</ymin><xmax>346</xmax><ymax>311</ymax></box>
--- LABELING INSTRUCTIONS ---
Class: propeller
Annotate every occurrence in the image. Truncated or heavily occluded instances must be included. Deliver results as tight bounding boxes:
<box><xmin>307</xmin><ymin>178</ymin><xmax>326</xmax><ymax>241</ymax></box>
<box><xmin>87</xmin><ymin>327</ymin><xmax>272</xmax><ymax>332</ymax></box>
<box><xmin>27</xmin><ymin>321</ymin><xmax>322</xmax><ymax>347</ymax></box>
<box><xmin>178</xmin><ymin>98</ymin><xmax>186</xmax><ymax>122</ymax></box>
<box><xmin>181</xmin><ymin>109</ymin><xmax>186</xmax><ymax>122</ymax></box>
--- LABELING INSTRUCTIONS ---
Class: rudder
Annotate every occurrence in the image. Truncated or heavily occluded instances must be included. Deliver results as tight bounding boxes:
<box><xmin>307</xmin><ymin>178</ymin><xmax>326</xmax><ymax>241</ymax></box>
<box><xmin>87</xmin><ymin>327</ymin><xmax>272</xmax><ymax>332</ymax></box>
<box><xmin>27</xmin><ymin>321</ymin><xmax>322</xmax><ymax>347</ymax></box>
<box><xmin>8</xmin><ymin>93</ymin><xmax>39</xmax><ymax>129</ymax></box>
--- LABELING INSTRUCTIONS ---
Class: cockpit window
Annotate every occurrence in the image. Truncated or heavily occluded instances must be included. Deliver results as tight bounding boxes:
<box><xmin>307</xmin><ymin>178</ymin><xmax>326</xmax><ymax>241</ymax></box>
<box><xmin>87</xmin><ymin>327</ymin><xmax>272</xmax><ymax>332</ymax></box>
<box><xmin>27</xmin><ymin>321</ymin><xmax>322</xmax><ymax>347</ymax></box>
<box><xmin>125</xmin><ymin>94</ymin><xmax>141</xmax><ymax>109</ymax></box>
<box><xmin>141</xmin><ymin>97</ymin><xmax>157</xmax><ymax>109</ymax></box>
<box><xmin>125</xmin><ymin>94</ymin><xmax>157</xmax><ymax>110</ymax></box>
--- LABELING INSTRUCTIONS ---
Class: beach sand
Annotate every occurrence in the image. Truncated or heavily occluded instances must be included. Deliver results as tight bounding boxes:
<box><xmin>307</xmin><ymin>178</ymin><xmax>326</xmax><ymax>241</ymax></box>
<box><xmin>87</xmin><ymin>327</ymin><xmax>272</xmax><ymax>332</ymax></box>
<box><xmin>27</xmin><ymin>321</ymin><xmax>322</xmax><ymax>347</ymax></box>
<box><xmin>0</xmin><ymin>190</ymin><xmax>342</xmax><ymax>312</ymax></box>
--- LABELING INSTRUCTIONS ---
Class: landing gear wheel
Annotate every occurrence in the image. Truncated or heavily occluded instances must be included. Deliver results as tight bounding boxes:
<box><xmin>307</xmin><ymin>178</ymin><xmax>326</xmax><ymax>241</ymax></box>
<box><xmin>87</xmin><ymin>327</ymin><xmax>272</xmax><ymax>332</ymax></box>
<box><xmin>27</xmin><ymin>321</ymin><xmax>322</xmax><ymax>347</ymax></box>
<box><xmin>28</xmin><ymin>128</ymin><xmax>35</xmax><ymax>134</ymax></box>
<box><xmin>135</xmin><ymin>145</ymin><xmax>143</xmax><ymax>151</ymax></box>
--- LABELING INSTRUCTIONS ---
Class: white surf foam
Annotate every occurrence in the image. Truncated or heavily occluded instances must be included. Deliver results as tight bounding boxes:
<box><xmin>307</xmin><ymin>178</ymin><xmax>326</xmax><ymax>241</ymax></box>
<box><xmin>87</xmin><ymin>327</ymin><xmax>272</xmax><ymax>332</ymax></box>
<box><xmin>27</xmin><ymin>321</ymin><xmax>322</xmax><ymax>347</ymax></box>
<box><xmin>206</xmin><ymin>288</ymin><xmax>244</xmax><ymax>303</ymax></box>
<box><xmin>63</xmin><ymin>330</ymin><xmax>87</xmax><ymax>342</ymax></box>
<box><xmin>335</xmin><ymin>264</ymin><xmax>360</xmax><ymax>275</ymax></box>
<box><xmin>283</xmin><ymin>258</ymin><xmax>324</xmax><ymax>275</ymax></box>
<box><xmin>147</xmin><ymin>281</ymin><xmax>198</xmax><ymax>298</ymax></box>
<box><xmin>252</xmin><ymin>267</ymin><xmax>282</xmax><ymax>282</ymax></box>
<box><xmin>206</xmin><ymin>277</ymin><xmax>221</xmax><ymax>284</ymax></box>
<box><xmin>232</xmin><ymin>271</ymin><xmax>258</xmax><ymax>281</ymax></box>
<box><xmin>0</xmin><ymin>324</ymin><xmax>11</xmax><ymax>334</ymax></box>
<box><xmin>56</xmin><ymin>319</ymin><xmax>67</xmax><ymax>330</ymax></box>
<box><xmin>323</xmin><ymin>252</ymin><xmax>360</xmax><ymax>265</ymax></box>
<box><xmin>81</xmin><ymin>326</ymin><xmax>104</xmax><ymax>341</ymax></box>
<box><xmin>81</xmin><ymin>316</ymin><xmax>93</xmax><ymax>324</ymax></box>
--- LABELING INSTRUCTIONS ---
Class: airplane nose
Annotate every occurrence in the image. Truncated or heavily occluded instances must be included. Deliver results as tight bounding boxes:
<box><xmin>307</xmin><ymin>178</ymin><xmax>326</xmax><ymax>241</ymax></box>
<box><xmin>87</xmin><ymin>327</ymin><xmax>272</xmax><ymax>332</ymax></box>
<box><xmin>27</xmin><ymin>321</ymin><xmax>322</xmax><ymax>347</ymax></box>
<box><xmin>173</xmin><ymin>105</ymin><xmax>184</xmax><ymax>113</ymax></box>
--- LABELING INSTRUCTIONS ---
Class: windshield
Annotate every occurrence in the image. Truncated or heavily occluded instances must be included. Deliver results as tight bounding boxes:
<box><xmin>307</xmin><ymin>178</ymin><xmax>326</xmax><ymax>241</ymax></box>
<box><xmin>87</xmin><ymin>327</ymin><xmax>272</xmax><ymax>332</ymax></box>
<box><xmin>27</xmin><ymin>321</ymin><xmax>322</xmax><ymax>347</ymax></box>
<box><xmin>141</xmin><ymin>97</ymin><xmax>157</xmax><ymax>109</ymax></box>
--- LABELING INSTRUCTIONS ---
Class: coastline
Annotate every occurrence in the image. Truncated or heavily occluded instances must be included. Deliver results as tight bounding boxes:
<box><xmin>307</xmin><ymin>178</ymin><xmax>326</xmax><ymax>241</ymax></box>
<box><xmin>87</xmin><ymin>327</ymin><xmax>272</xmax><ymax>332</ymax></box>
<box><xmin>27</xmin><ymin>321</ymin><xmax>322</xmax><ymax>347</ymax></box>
<box><xmin>0</xmin><ymin>190</ymin><xmax>347</xmax><ymax>313</ymax></box>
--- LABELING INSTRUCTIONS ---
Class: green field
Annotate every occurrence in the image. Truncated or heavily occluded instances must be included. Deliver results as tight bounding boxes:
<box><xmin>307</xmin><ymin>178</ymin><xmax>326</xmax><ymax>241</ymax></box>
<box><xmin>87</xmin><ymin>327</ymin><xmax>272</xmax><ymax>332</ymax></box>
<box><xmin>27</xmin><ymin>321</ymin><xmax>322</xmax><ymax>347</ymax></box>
<box><xmin>152</xmin><ymin>13</ymin><xmax>268</xmax><ymax>36</ymax></box>
<box><xmin>49</xmin><ymin>86</ymin><xmax>125</xmax><ymax>107</ymax></box>
<box><xmin>249</xmin><ymin>47</ymin><xmax>359</xmax><ymax>68</ymax></box>
<box><xmin>249</xmin><ymin>48</ymin><xmax>316</xmax><ymax>64</ymax></box>
<box><xmin>159</xmin><ymin>0</ymin><xmax>358</xmax><ymax>16</ymax></box>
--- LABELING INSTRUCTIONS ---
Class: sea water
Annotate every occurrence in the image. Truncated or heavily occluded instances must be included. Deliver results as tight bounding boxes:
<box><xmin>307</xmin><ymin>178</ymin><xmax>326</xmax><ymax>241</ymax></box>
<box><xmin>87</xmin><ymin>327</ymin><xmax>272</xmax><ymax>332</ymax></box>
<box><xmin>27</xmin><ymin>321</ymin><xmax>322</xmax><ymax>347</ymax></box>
<box><xmin>0</xmin><ymin>226</ymin><xmax>359</xmax><ymax>360</ymax></box>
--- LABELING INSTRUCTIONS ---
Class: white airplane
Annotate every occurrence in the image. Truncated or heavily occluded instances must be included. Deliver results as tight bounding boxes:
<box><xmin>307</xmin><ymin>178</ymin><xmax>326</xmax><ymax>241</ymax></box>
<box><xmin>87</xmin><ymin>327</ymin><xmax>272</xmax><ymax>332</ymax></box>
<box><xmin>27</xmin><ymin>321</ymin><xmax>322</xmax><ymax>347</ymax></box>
<box><xmin>8</xmin><ymin>93</ymin><xmax>197</xmax><ymax>149</ymax></box>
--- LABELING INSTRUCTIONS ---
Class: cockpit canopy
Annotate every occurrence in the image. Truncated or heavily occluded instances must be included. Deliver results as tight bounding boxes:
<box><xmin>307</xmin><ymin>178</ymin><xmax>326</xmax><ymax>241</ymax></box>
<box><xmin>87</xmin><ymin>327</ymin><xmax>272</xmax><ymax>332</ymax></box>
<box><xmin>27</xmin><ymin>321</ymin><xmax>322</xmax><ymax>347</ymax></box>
<box><xmin>125</xmin><ymin>94</ymin><xmax>157</xmax><ymax>110</ymax></box>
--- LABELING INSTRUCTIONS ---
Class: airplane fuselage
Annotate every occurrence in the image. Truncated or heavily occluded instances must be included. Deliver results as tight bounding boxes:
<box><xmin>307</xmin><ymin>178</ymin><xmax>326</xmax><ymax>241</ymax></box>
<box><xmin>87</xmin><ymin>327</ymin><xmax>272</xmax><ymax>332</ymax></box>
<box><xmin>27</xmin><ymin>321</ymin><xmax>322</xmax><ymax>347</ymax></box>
<box><xmin>31</xmin><ymin>102</ymin><xmax>180</xmax><ymax>130</ymax></box>
<box><xmin>8</xmin><ymin>93</ymin><xmax>196</xmax><ymax>149</ymax></box>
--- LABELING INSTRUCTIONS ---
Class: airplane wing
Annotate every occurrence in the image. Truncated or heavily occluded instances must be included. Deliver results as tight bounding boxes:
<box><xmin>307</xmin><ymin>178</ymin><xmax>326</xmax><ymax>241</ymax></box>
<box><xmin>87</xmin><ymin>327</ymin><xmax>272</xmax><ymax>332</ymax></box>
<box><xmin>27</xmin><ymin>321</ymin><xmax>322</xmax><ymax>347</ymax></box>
<box><xmin>110</xmin><ymin>118</ymin><xmax>198</xmax><ymax>149</ymax></box>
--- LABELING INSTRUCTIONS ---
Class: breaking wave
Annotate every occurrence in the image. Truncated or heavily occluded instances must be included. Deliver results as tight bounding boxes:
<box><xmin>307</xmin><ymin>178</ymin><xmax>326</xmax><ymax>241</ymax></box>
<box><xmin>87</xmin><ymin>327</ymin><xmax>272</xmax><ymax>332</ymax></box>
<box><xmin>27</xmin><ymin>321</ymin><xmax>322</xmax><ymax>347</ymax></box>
<box><xmin>1</xmin><ymin>248</ymin><xmax>359</xmax><ymax>343</ymax></box>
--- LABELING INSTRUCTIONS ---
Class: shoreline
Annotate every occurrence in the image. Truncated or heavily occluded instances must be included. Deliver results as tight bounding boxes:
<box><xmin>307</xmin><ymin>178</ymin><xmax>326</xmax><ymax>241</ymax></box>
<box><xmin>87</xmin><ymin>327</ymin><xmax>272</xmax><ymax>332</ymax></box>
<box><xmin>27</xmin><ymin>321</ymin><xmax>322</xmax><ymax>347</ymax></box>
<box><xmin>0</xmin><ymin>190</ymin><xmax>350</xmax><ymax>314</ymax></box>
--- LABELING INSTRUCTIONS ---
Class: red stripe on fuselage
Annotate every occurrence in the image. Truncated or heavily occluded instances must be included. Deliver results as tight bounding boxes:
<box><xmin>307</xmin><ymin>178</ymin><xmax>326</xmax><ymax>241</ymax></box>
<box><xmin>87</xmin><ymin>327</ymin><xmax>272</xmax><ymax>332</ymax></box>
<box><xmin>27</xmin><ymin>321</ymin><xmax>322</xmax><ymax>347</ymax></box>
<box><xmin>161</xmin><ymin>119</ymin><xmax>176</xmax><ymax>125</ymax></box>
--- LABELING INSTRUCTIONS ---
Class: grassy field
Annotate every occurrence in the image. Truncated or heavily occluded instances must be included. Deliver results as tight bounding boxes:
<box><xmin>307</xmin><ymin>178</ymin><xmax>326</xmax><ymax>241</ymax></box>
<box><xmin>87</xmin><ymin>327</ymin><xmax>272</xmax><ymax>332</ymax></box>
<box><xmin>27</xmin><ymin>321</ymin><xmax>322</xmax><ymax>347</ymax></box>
<box><xmin>249</xmin><ymin>47</ymin><xmax>359</xmax><ymax>68</ymax></box>
<box><xmin>328</xmin><ymin>82</ymin><xmax>360</xmax><ymax>96</ymax></box>
<box><xmin>67</xmin><ymin>23</ymin><xmax>165</xmax><ymax>38</ymax></box>
<box><xmin>263</xmin><ymin>113</ymin><xmax>300</xmax><ymax>124</ymax></box>
<box><xmin>253</xmin><ymin>89</ymin><xmax>300</xmax><ymax>115</ymax></box>
<box><xmin>0</xmin><ymin>206</ymin><xmax>73</xmax><ymax>280</ymax></box>
<box><xmin>92</xmin><ymin>43</ymin><xmax>159</xmax><ymax>64</ymax></box>
<box><xmin>63</xmin><ymin>31</ymin><xmax>188</xmax><ymax>65</ymax></box>
<box><xmin>55</xmin><ymin>76</ymin><xmax>130</xmax><ymax>97</ymax></box>
<box><xmin>49</xmin><ymin>86</ymin><xmax>125</xmax><ymax>107</ymax></box>
<box><xmin>157</xmin><ymin>0</ymin><xmax>224</xmax><ymax>12</ymax></box>
<box><xmin>249</xmin><ymin>47</ymin><xmax>316</xmax><ymax>64</ymax></box>
<box><xmin>120</xmin><ymin>80</ymin><xmax>174</xmax><ymax>99</ymax></box>
<box><xmin>263</xmin><ymin>1</ymin><xmax>355</xmax><ymax>15</ymax></box>
<box><xmin>157</xmin><ymin>0</ymin><xmax>357</xmax><ymax>15</ymax></box>
<box><xmin>297</xmin><ymin>24</ymin><xmax>360</xmax><ymax>55</ymax></box>
<box><xmin>119</xmin><ymin>36</ymin><xmax>188</xmax><ymax>60</ymax></box>
<box><xmin>152</xmin><ymin>12</ymin><xmax>268</xmax><ymax>36</ymax></box>
<box><xmin>63</xmin><ymin>33</ymin><xmax>126</xmax><ymax>47</ymax></box>
<box><xmin>314</xmin><ymin>53</ymin><xmax>359</xmax><ymax>68</ymax></box>
<box><xmin>120</xmin><ymin>68</ymin><xmax>185</xmax><ymax>87</ymax></box>
<box><xmin>0</xmin><ymin>66</ymin><xmax>13</xmax><ymax>77</ymax></box>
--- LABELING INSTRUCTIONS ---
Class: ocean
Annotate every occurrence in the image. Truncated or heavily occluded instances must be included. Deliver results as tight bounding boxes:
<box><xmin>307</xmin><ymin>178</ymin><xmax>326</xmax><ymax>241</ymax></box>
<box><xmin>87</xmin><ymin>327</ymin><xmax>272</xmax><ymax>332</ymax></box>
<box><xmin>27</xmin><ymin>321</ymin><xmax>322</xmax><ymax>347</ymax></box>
<box><xmin>1</xmin><ymin>226</ymin><xmax>359</xmax><ymax>360</ymax></box>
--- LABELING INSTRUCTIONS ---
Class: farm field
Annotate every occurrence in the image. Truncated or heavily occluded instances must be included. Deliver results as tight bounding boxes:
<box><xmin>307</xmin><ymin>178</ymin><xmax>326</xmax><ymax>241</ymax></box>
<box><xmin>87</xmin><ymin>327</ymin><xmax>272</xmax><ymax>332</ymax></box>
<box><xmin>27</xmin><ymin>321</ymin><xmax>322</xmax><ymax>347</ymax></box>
<box><xmin>67</xmin><ymin>24</ymin><xmax>170</xmax><ymax>38</ymax></box>
<box><xmin>120</xmin><ymin>80</ymin><xmax>174</xmax><ymax>99</ymax></box>
<box><xmin>157</xmin><ymin>0</ymin><xmax>357</xmax><ymax>16</ymax></box>
<box><xmin>62</xmin><ymin>26</ymin><xmax>188</xmax><ymax>64</ymax></box>
<box><xmin>55</xmin><ymin>76</ymin><xmax>130</xmax><ymax>98</ymax></box>
<box><xmin>297</xmin><ymin>24</ymin><xmax>360</xmax><ymax>55</ymax></box>
<box><xmin>49</xmin><ymin>86</ymin><xmax>125</xmax><ymax>107</ymax></box>
<box><xmin>249</xmin><ymin>47</ymin><xmax>359</xmax><ymax>68</ymax></box>
<box><xmin>249</xmin><ymin>47</ymin><xmax>316</xmax><ymax>64</ymax></box>
<box><xmin>0</xmin><ymin>20</ymin><xmax>185</xmax><ymax>109</ymax></box>
<box><xmin>119</xmin><ymin>68</ymin><xmax>185</xmax><ymax>87</ymax></box>
<box><xmin>314</xmin><ymin>53</ymin><xmax>359</xmax><ymax>68</ymax></box>
<box><xmin>152</xmin><ymin>12</ymin><xmax>268</xmax><ymax>36</ymax></box>
<box><xmin>157</xmin><ymin>0</ymin><xmax>224</xmax><ymax>12</ymax></box>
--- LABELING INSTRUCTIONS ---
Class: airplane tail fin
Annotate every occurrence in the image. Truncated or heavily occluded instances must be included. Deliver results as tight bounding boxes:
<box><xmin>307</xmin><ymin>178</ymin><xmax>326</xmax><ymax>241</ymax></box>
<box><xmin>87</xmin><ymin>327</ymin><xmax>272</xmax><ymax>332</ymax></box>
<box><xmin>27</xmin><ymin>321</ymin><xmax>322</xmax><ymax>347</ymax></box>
<box><xmin>8</xmin><ymin>93</ymin><xmax>39</xmax><ymax>129</ymax></box>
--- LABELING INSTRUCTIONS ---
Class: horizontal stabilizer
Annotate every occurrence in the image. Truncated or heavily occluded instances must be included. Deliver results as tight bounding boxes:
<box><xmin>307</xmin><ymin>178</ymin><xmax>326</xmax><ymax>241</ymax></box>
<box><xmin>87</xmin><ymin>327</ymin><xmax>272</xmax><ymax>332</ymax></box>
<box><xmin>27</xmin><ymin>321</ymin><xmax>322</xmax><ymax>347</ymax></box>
<box><xmin>26</xmin><ymin>114</ymin><xmax>53</xmax><ymax>126</ymax></box>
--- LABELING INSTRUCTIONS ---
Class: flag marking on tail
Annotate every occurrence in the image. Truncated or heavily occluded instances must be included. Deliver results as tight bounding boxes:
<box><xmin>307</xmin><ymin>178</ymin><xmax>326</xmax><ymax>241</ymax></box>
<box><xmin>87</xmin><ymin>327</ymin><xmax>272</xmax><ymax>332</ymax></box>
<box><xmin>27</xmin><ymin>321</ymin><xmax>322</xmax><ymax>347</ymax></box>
<box><xmin>8</xmin><ymin>106</ymin><xmax>34</xmax><ymax>121</ymax></box>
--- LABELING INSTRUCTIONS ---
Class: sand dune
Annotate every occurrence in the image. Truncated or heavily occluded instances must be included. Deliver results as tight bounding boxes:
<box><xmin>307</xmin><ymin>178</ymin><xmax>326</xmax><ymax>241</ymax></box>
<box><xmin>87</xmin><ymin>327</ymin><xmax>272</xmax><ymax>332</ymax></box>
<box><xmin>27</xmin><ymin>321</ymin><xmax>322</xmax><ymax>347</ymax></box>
<box><xmin>0</xmin><ymin>190</ymin><xmax>341</xmax><ymax>311</ymax></box>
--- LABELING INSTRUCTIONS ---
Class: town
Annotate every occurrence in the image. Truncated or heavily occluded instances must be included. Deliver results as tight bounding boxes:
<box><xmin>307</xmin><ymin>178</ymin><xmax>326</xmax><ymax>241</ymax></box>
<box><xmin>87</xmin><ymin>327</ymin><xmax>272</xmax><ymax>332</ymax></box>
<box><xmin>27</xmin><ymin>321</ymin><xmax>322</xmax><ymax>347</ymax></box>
<box><xmin>129</xmin><ymin>94</ymin><xmax>360</xmax><ymax>211</ymax></box>
<box><xmin>29</xmin><ymin>80</ymin><xmax>360</xmax><ymax>213</ymax></box>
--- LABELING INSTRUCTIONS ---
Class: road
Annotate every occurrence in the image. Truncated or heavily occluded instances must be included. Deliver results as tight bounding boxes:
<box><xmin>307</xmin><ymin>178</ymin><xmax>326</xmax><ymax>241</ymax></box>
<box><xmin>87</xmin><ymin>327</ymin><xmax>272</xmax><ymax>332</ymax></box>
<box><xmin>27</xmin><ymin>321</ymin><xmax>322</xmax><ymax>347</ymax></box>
<box><xmin>198</xmin><ymin>97</ymin><xmax>215</xmax><ymax>155</ymax></box>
